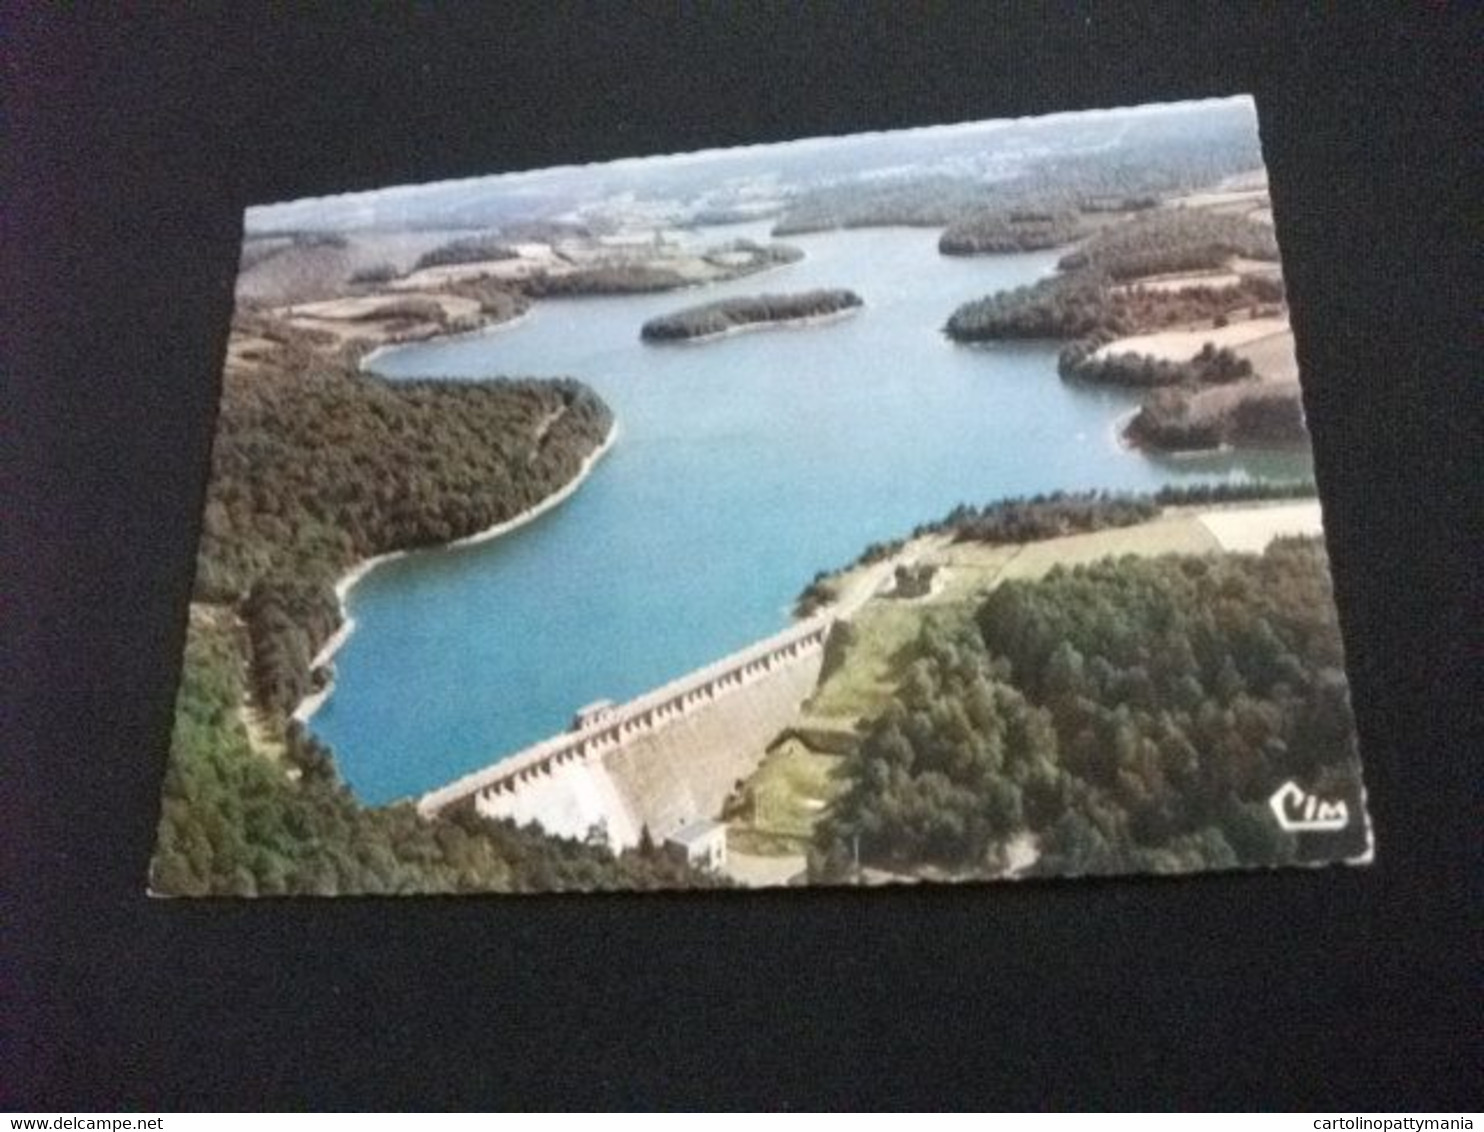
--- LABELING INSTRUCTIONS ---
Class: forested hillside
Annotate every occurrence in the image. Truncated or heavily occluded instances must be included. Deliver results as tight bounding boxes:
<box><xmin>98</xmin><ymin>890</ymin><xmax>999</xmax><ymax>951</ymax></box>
<box><xmin>197</xmin><ymin>318</ymin><xmax>612</xmax><ymax>716</ymax></box>
<box><xmin>942</xmin><ymin>206</ymin><xmax>1294</xmax><ymax>452</ymax></box>
<box><xmin>944</xmin><ymin>236</ymin><xmax>1283</xmax><ymax>344</ymax></box>
<box><xmin>153</xmin><ymin>613</ymin><xmax>725</xmax><ymax>895</ymax></box>
<box><xmin>1126</xmin><ymin>383</ymin><xmax>1310</xmax><ymax>451</ymax></box>
<box><xmin>1057</xmin><ymin>209</ymin><xmax>1279</xmax><ymax>279</ymax></box>
<box><xmin>1058</xmin><ymin>342</ymin><xmax>1254</xmax><ymax>388</ymax></box>
<box><xmin>146</xmin><ymin>303</ymin><xmax>727</xmax><ymax>896</ymax></box>
<box><xmin>811</xmin><ymin>537</ymin><xmax>1364</xmax><ymax>880</ymax></box>
<box><xmin>939</xmin><ymin>209</ymin><xmax>1090</xmax><ymax>256</ymax></box>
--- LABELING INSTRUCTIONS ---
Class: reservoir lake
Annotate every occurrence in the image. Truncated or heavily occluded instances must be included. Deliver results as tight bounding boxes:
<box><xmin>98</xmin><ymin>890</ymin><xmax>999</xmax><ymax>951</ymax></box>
<box><xmin>314</xmin><ymin>225</ymin><xmax>1311</xmax><ymax>804</ymax></box>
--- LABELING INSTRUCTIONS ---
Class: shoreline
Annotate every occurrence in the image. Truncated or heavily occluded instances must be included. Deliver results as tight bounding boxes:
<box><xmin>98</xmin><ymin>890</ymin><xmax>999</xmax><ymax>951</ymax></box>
<box><xmin>291</xmin><ymin>418</ymin><xmax>619</xmax><ymax>724</ymax></box>
<box><xmin>643</xmin><ymin>304</ymin><xmax>862</xmax><ymax>346</ymax></box>
<box><xmin>1114</xmin><ymin>401</ymin><xmax>1309</xmax><ymax>458</ymax></box>
<box><xmin>356</xmin><ymin>306</ymin><xmax>535</xmax><ymax>373</ymax></box>
<box><xmin>1111</xmin><ymin>407</ymin><xmax>1139</xmax><ymax>451</ymax></box>
<box><xmin>1113</xmin><ymin>407</ymin><xmax>1235</xmax><ymax>458</ymax></box>
<box><xmin>355</xmin><ymin>248</ymin><xmax>811</xmax><ymax>370</ymax></box>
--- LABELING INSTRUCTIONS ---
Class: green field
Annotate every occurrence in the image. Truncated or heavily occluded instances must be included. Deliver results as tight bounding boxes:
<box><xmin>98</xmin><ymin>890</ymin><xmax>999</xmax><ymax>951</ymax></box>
<box><xmin>989</xmin><ymin>514</ymin><xmax>1220</xmax><ymax>580</ymax></box>
<box><xmin>725</xmin><ymin>739</ymin><xmax>848</xmax><ymax>857</ymax></box>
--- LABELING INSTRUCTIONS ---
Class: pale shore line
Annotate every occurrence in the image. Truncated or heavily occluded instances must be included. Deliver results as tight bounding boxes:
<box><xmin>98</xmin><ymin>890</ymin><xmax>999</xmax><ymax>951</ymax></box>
<box><xmin>1111</xmin><ymin>408</ymin><xmax>1140</xmax><ymax>452</ymax></box>
<box><xmin>357</xmin><ymin>307</ymin><xmax>534</xmax><ymax>372</ymax></box>
<box><xmin>645</xmin><ymin>304</ymin><xmax>862</xmax><ymax>346</ymax></box>
<box><xmin>291</xmin><ymin>419</ymin><xmax>619</xmax><ymax>724</ymax></box>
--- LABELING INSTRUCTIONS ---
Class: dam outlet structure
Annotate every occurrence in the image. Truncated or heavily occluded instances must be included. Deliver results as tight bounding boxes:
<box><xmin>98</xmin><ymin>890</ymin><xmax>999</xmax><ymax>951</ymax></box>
<box><xmin>417</xmin><ymin>615</ymin><xmax>834</xmax><ymax>848</ymax></box>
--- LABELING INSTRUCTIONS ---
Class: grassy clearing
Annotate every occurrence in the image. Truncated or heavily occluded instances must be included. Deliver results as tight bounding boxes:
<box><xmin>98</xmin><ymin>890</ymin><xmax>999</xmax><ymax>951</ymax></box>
<box><xmin>725</xmin><ymin>739</ymin><xmax>848</xmax><ymax>856</ymax></box>
<box><xmin>1090</xmin><ymin>314</ymin><xmax>1289</xmax><ymax>364</ymax></box>
<box><xmin>994</xmin><ymin>516</ymin><xmax>1221</xmax><ymax>581</ymax></box>
<box><xmin>808</xmin><ymin>542</ymin><xmax>1018</xmax><ymax>721</ymax></box>
<box><xmin>808</xmin><ymin>601</ymin><xmax>937</xmax><ymax>721</ymax></box>
<box><xmin>1197</xmin><ymin>501</ymin><xmax>1323</xmax><ymax>553</ymax></box>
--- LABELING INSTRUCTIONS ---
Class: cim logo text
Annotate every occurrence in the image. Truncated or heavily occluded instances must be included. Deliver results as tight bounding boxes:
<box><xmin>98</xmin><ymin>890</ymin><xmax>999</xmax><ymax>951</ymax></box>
<box><xmin>1268</xmin><ymin>780</ymin><xmax>1350</xmax><ymax>832</ymax></box>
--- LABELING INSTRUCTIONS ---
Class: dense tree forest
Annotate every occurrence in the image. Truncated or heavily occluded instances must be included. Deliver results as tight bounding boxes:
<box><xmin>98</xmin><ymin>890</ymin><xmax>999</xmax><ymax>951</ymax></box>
<box><xmin>152</xmin><ymin>305</ymin><xmax>737</xmax><ymax>895</ymax></box>
<box><xmin>640</xmin><ymin>289</ymin><xmax>863</xmax><ymax>341</ymax></box>
<box><xmin>939</xmin><ymin>209</ymin><xmax>1090</xmax><ymax>256</ymax></box>
<box><xmin>811</xmin><ymin>536</ymin><xmax>1363</xmax><ymax>880</ymax></box>
<box><xmin>518</xmin><ymin>264</ymin><xmax>693</xmax><ymax>296</ymax></box>
<box><xmin>1126</xmin><ymin>383</ymin><xmax>1310</xmax><ymax>451</ymax></box>
<box><xmin>1058</xmin><ymin>209</ymin><xmax>1278</xmax><ymax>279</ymax></box>
<box><xmin>414</xmin><ymin>233</ymin><xmax>519</xmax><ymax>270</ymax></box>
<box><xmin>1150</xmin><ymin>480</ymin><xmax>1320</xmax><ymax>506</ymax></box>
<box><xmin>1058</xmin><ymin>342</ymin><xmax>1254</xmax><ymax>388</ymax></box>
<box><xmin>195</xmin><ymin>317</ymin><xmax>612</xmax><ymax>715</ymax></box>
<box><xmin>153</xmin><ymin>614</ymin><xmax>724</xmax><ymax>895</ymax></box>
<box><xmin>944</xmin><ymin>250</ymin><xmax>1283</xmax><ymax>344</ymax></box>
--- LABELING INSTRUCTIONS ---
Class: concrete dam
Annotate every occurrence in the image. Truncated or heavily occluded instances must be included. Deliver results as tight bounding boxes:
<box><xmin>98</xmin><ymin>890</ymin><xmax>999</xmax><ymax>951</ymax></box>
<box><xmin>417</xmin><ymin>615</ymin><xmax>833</xmax><ymax>848</ymax></box>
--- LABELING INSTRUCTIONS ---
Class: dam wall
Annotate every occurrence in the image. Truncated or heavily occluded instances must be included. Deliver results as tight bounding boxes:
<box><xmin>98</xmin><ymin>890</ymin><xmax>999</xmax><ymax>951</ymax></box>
<box><xmin>417</xmin><ymin>615</ymin><xmax>833</xmax><ymax>848</ymax></box>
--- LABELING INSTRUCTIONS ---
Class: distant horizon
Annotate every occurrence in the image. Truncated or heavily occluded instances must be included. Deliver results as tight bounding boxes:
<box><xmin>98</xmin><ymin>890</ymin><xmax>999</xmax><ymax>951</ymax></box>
<box><xmin>246</xmin><ymin>94</ymin><xmax>1257</xmax><ymax>234</ymax></box>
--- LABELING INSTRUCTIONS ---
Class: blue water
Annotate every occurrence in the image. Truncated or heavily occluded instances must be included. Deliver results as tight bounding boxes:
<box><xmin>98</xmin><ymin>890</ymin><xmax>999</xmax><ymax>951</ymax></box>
<box><xmin>313</xmin><ymin>225</ymin><xmax>1311</xmax><ymax>803</ymax></box>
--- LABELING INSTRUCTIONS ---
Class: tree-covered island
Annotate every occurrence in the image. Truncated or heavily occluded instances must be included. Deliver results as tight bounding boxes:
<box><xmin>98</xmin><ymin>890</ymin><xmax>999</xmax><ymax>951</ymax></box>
<box><xmin>640</xmin><ymin>289</ymin><xmax>863</xmax><ymax>342</ymax></box>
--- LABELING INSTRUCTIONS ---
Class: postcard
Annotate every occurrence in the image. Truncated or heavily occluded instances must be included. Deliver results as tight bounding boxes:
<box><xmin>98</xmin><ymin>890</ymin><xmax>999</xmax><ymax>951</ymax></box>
<box><xmin>151</xmin><ymin>95</ymin><xmax>1371</xmax><ymax>895</ymax></box>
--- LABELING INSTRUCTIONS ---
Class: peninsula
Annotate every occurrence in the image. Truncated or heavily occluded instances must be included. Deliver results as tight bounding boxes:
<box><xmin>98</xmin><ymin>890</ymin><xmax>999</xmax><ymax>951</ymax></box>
<box><xmin>160</xmin><ymin>221</ymin><xmax>817</xmax><ymax>896</ymax></box>
<box><xmin>943</xmin><ymin>186</ymin><xmax>1303</xmax><ymax>452</ymax></box>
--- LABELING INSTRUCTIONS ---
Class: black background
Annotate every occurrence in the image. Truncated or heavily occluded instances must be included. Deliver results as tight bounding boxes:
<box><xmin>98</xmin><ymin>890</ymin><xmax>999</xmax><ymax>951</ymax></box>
<box><xmin>6</xmin><ymin>4</ymin><xmax>1481</xmax><ymax>1111</ymax></box>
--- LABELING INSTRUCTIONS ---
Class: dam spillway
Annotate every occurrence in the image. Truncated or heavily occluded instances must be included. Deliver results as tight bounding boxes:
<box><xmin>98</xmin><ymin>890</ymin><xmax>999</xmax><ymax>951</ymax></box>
<box><xmin>416</xmin><ymin>615</ymin><xmax>834</xmax><ymax>847</ymax></box>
